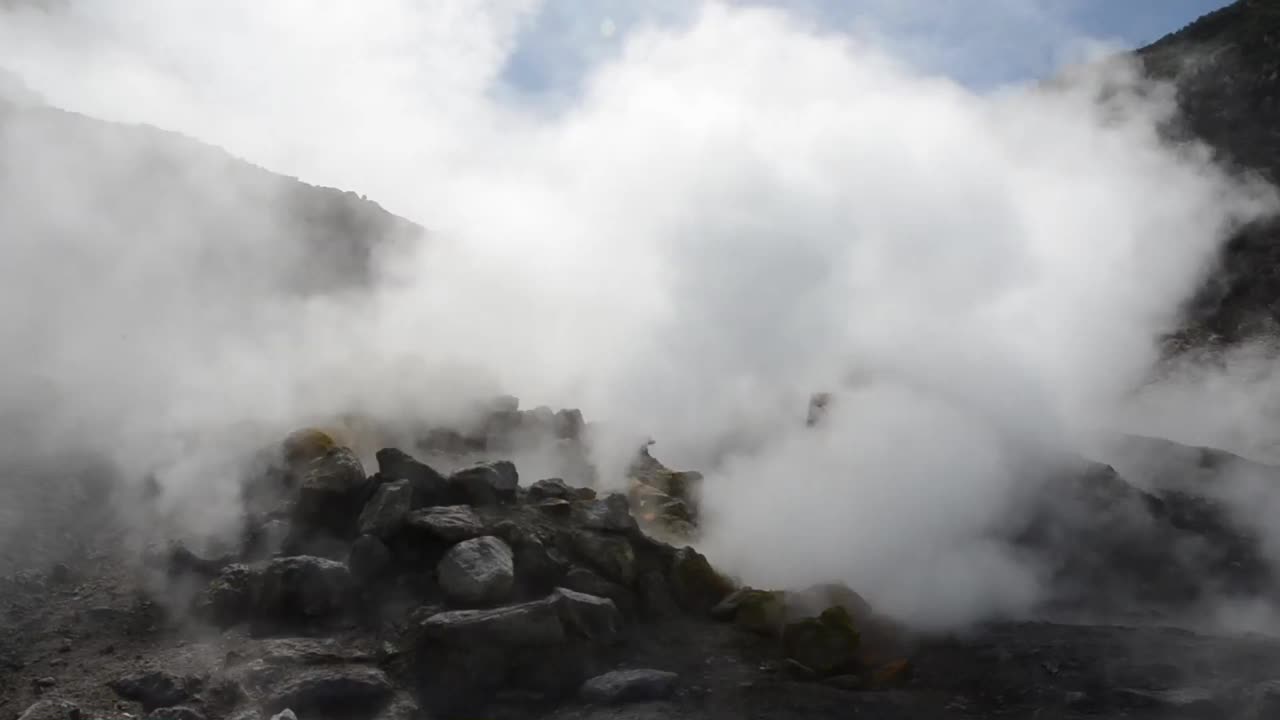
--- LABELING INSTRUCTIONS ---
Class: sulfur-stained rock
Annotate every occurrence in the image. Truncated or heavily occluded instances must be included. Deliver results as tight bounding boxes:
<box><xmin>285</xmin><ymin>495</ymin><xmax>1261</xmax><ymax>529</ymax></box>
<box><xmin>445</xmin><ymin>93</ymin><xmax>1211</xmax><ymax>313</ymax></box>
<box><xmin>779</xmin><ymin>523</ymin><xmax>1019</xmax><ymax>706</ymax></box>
<box><xmin>570</xmin><ymin>532</ymin><xmax>636</xmax><ymax>585</ymax></box>
<box><xmin>292</xmin><ymin>447</ymin><xmax>367</xmax><ymax>538</ymax></box>
<box><xmin>669</xmin><ymin>547</ymin><xmax>735</xmax><ymax>614</ymax></box>
<box><xmin>782</xmin><ymin>606</ymin><xmax>861</xmax><ymax>676</ymax></box>
<box><xmin>282</xmin><ymin>428</ymin><xmax>338</xmax><ymax>466</ymax></box>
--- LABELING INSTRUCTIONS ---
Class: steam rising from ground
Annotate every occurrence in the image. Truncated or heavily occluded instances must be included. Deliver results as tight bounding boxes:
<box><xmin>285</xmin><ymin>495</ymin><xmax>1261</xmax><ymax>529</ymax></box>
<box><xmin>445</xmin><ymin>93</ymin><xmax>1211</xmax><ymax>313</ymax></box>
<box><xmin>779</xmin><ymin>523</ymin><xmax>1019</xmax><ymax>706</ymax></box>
<box><xmin>1</xmin><ymin>1</ymin><xmax>1276</xmax><ymax>627</ymax></box>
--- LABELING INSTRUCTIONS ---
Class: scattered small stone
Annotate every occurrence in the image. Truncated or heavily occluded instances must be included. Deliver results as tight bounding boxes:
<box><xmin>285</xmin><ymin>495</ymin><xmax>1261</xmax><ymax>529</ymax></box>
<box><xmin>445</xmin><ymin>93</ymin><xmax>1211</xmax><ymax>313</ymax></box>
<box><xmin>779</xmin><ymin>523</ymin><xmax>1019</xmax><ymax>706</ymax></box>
<box><xmin>109</xmin><ymin>670</ymin><xmax>201</xmax><ymax>711</ymax></box>
<box><xmin>18</xmin><ymin>698</ymin><xmax>80</xmax><ymax>720</ymax></box>
<box><xmin>145</xmin><ymin>707</ymin><xmax>207</xmax><ymax>720</ymax></box>
<box><xmin>269</xmin><ymin>711</ymin><xmax>297</xmax><ymax>720</ymax></box>
<box><xmin>260</xmin><ymin>666</ymin><xmax>394</xmax><ymax>715</ymax></box>
<box><xmin>579</xmin><ymin>669</ymin><xmax>679</xmax><ymax>704</ymax></box>
<box><xmin>58</xmin><ymin>639</ymin><xmax>71</xmax><ymax>653</ymax></box>
<box><xmin>102</xmin><ymin>644</ymin><xmax>116</xmax><ymax>655</ymax></box>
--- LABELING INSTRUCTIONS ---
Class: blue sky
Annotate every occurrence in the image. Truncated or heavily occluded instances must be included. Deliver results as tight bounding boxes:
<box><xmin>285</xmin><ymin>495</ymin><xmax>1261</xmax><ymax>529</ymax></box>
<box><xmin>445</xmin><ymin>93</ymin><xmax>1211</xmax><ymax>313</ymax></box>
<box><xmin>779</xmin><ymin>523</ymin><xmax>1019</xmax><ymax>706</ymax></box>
<box><xmin>501</xmin><ymin>0</ymin><xmax>1234</xmax><ymax>96</ymax></box>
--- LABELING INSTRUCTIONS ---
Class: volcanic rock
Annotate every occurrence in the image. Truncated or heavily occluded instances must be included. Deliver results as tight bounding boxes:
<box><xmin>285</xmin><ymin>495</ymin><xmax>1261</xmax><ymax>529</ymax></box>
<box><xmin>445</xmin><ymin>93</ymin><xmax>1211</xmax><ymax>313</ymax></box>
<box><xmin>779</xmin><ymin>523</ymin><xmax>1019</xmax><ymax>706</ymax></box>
<box><xmin>253</xmin><ymin>556</ymin><xmax>353</xmax><ymax>626</ymax></box>
<box><xmin>553</xmin><ymin>587</ymin><xmax>622</xmax><ymax>642</ymax></box>
<box><xmin>437</xmin><ymin>536</ymin><xmax>516</xmax><ymax>606</ymax></box>
<box><xmin>782</xmin><ymin>606</ymin><xmax>861</xmax><ymax>676</ymax></box>
<box><xmin>17</xmin><ymin>700</ymin><xmax>80</xmax><ymax>720</ymax></box>
<box><xmin>576</xmin><ymin>493</ymin><xmax>637</xmax><ymax>533</ymax></box>
<box><xmin>374</xmin><ymin>448</ymin><xmax>449</xmax><ymax>508</ymax></box>
<box><xmin>569</xmin><ymin>532</ymin><xmax>636</xmax><ymax>585</ymax></box>
<box><xmin>145</xmin><ymin>707</ymin><xmax>206</xmax><ymax>720</ymax></box>
<box><xmin>259</xmin><ymin>666</ymin><xmax>394</xmax><ymax>715</ymax></box>
<box><xmin>419</xmin><ymin>597</ymin><xmax>566</xmax><ymax>647</ymax></box>
<box><xmin>357</xmin><ymin>479</ymin><xmax>410</xmax><ymax>538</ymax></box>
<box><xmin>669</xmin><ymin>547</ymin><xmax>734</xmax><ymax>614</ymax></box>
<box><xmin>579</xmin><ymin>669</ymin><xmax>679</xmax><ymax>704</ymax></box>
<box><xmin>347</xmin><ymin>534</ymin><xmax>392</xmax><ymax>583</ymax></box>
<box><xmin>448</xmin><ymin>461</ymin><xmax>518</xmax><ymax>506</ymax></box>
<box><xmin>403</xmin><ymin>505</ymin><xmax>484</xmax><ymax>543</ymax></box>
<box><xmin>109</xmin><ymin>671</ymin><xmax>201</xmax><ymax>712</ymax></box>
<box><xmin>194</xmin><ymin>563</ymin><xmax>257</xmax><ymax>627</ymax></box>
<box><xmin>292</xmin><ymin>447</ymin><xmax>367</xmax><ymax>538</ymax></box>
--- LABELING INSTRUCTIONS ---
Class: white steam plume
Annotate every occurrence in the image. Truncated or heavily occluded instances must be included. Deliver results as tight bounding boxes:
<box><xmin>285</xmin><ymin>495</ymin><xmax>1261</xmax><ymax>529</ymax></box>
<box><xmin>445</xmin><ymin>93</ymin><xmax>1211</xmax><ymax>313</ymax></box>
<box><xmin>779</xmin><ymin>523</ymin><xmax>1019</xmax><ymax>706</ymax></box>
<box><xmin>0</xmin><ymin>1</ymin><xmax>1274</xmax><ymax>627</ymax></box>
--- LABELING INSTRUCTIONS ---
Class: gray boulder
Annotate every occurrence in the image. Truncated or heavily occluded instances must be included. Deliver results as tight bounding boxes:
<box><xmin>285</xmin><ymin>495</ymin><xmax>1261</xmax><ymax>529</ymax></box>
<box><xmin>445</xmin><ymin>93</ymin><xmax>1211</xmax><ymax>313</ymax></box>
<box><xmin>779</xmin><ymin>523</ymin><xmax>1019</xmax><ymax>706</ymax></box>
<box><xmin>109</xmin><ymin>671</ymin><xmax>200</xmax><ymax>711</ymax></box>
<box><xmin>579</xmin><ymin>669</ymin><xmax>678</xmax><ymax>704</ymax></box>
<box><xmin>420</xmin><ymin>597</ymin><xmax>566</xmax><ymax>647</ymax></box>
<box><xmin>448</xmin><ymin>461</ymin><xmax>518</xmax><ymax>505</ymax></box>
<box><xmin>513</xmin><ymin>539</ymin><xmax>571</xmax><ymax>593</ymax></box>
<box><xmin>437</xmin><ymin>536</ymin><xmax>515</xmax><ymax>606</ymax></box>
<box><xmin>528</xmin><ymin>478</ymin><xmax>573</xmax><ymax>501</ymax></box>
<box><xmin>576</xmin><ymin>493</ymin><xmax>637</xmax><ymax>532</ymax></box>
<box><xmin>260</xmin><ymin>666</ymin><xmax>394</xmax><ymax>715</ymax></box>
<box><xmin>563</xmin><ymin>567</ymin><xmax>635</xmax><ymax>618</ymax></box>
<box><xmin>571</xmin><ymin>531</ymin><xmax>637</xmax><ymax>585</ymax></box>
<box><xmin>18</xmin><ymin>700</ymin><xmax>80</xmax><ymax>720</ymax></box>
<box><xmin>553</xmin><ymin>587</ymin><xmax>622</xmax><ymax>642</ymax></box>
<box><xmin>375</xmin><ymin>448</ymin><xmax>449</xmax><ymax>508</ymax></box>
<box><xmin>357</xmin><ymin>480</ymin><xmax>411</xmax><ymax>538</ymax></box>
<box><xmin>254</xmin><ymin>556</ymin><xmax>353</xmax><ymax>623</ymax></box>
<box><xmin>194</xmin><ymin>563</ymin><xmax>257</xmax><ymax>627</ymax></box>
<box><xmin>405</xmin><ymin>505</ymin><xmax>484</xmax><ymax>543</ymax></box>
<box><xmin>293</xmin><ymin>447</ymin><xmax>367</xmax><ymax>537</ymax></box>
<box><xmin>554</xmin><ymin>409</ymin><xmax>585</xmax><ymax>440</ymax></box>
<box><xmin>348</xmin><ymin>534</ymin><xmax>392</xmax><ymax>583</ymax></box>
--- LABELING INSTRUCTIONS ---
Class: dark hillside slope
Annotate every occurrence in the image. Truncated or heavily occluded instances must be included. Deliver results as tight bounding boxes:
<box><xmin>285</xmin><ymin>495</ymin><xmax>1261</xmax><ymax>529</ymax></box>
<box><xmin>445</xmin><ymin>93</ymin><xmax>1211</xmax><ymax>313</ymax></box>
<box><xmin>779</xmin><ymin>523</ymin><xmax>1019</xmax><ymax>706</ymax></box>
<box><xmin>0</xmin><ymin>89</ymin><xmax>422</xmax><ymax>298</ymax></box>
<box><xmin>1139</xmin><ymin>0</ymin><xmax>1280</xmax><ymax>346</ymax></box>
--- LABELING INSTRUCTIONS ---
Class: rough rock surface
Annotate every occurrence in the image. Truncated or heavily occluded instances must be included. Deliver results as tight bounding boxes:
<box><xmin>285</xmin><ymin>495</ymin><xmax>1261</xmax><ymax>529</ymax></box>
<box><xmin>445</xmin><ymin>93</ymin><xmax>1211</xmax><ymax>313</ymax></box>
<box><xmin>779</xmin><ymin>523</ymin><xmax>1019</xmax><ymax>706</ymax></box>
<box><xmin>579</xmin><ymin>669</ymin><xmax>678</xmax><ymax>705</ymax></box>
<box><xmin>437</xmin><ymin>536</ymin><xmax>516</xmax><ymax>606</ymax></box>
<box><xmin>357</xmin><ymin>480</ymin><xmax>411</xmax><ymax>539</ymax></box>
<box><xmin>403</xmin><ymin>505</ymin><xmax>484</xmax><ymax>543</ymax></box>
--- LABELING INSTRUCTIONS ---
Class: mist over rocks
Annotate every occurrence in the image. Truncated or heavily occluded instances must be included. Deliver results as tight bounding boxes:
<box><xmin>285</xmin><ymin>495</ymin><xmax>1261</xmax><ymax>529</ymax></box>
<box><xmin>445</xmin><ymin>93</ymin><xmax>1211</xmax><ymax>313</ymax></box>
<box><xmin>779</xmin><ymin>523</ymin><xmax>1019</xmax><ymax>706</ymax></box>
<box><xmin>9</xmin><ymin>0</ymin><xmax>1280</xmax><ymax>718</ymax></box>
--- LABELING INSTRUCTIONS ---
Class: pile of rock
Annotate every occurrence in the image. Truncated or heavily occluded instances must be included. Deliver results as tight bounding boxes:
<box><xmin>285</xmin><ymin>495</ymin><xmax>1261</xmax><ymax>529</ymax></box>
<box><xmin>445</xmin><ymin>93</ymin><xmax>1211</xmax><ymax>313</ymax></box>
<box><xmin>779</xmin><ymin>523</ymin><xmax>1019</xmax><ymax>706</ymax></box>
<box><xmin>165</xmin><ymin>433</ymin><xmax>740</xmax><ymax>718</ymax></box>
<box><xmin>625</xmin><ymin>442</ymin><xmax>704</xmax><ymax>540</ymax></box>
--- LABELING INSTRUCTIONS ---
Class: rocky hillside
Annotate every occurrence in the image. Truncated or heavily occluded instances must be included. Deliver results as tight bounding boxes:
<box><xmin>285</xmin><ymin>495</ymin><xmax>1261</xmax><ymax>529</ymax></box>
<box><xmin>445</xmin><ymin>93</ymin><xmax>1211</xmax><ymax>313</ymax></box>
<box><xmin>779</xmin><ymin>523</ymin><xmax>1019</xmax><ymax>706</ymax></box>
<box><xmin>1140</xmin><ymin>0</ymin><xmax>1280</xmax><ymax>347</ymax></box>
<box><xmin>0</xmin><ymin>81</ymin><xmax>422</xmax><ymax>298</ymax></box>
<box><xmin>9</xmin><ymin>405</ymin><xmax>1280</xmax><ymax>720</ymax></box>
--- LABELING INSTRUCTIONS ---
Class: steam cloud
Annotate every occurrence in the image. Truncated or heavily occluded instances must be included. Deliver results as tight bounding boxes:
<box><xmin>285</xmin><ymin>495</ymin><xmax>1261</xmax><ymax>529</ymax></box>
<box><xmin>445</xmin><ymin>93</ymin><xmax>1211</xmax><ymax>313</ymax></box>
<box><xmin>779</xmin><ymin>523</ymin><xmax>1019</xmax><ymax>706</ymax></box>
<box><xmin>0</xmin><ymin>1</ymin><xmax>1275</xmax><ymax>628</ymax></box>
